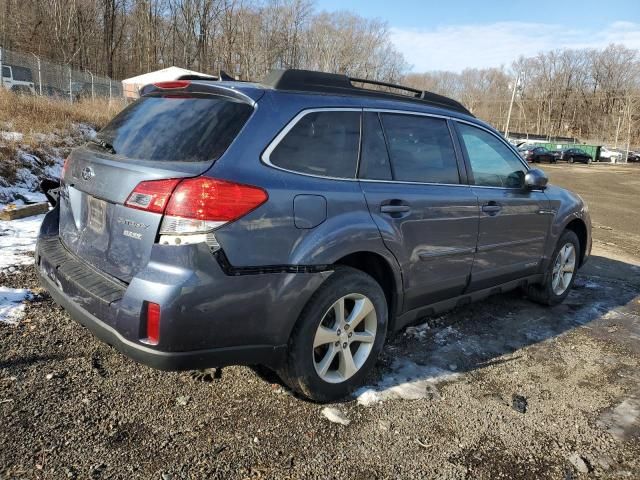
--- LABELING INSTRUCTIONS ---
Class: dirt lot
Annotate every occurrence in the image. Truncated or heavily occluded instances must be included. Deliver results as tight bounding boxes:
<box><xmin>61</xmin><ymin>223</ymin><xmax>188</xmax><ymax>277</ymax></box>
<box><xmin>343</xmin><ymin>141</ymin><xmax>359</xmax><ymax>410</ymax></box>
<box><xmin>1</xmin><ymin>164</ymin><xmax>640</xmax><ymax>479</ymax></box>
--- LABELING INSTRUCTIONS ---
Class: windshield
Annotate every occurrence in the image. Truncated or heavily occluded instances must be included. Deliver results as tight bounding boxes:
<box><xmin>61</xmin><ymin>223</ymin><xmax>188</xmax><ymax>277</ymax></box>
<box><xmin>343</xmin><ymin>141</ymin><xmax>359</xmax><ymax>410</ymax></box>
<box><xmin>97</xmin><ymin>95</ymin><xmax>253</xmax><ymax>162</ymax></box>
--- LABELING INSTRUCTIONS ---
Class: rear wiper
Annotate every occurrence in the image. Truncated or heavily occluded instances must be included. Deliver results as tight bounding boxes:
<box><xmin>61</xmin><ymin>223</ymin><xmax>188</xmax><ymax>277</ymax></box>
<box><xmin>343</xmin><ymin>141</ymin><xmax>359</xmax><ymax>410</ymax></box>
<box><xmin>90</xmin><ymin>138</ymin><xmax>116</xmax><ymax>154</ymax></box>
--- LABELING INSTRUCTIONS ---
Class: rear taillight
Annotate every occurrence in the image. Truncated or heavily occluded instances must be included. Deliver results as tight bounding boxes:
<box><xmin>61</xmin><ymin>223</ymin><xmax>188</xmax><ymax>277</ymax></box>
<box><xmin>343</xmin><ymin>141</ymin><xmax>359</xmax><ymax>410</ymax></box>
<box><xmin>61</xmin><ymin>157</ymin><xmax>70</xmax><ymax>179</ymax></box>
<box><xmin>125</xmin><ymin>177</ymin><xmax>268</xmax><ymax>249</ymax></box>
<box><xmin>145</xmin><ymin>302</ymin><xmax>160</xmax><ymax>345</ymax></box>
<box><xmin>125</xmin><ymin>179</ymin><xmax>180</xmax><ymax>213</ymax></box>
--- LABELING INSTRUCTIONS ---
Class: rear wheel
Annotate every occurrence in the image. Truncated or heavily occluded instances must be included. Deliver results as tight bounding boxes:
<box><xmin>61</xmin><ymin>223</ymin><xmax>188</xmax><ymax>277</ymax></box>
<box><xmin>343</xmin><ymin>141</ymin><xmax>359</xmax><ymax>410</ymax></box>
<box><xmin>587</xmin><ymin>157</ymin><xmax>592</xmax><ymax>164</ymax></box>
<box><xmin>527</xmin><ymin>230</ymin><xmax>580</xmax><ymax>306</ymax></box>
<box><xmin>279</xmin><ymin>266</ymin><xmax>387</xmax><ymax>402</ymax></box>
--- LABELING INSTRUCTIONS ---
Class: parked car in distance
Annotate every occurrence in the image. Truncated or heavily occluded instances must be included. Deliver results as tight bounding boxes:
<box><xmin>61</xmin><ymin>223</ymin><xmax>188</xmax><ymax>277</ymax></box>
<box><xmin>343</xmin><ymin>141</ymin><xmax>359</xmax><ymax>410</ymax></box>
<box><xmin>561</xmin><ymin>148</ymin><xmax>593</xmax><ymax>164</ymax></box>
<box><xmin>625</xmin><ymin>151</ymin><xmax>640</xmax><ymax>162</ymax></box>
<box><xmin>525</xmin><ymin>146</ymin><xmax>557</xmax><ymax>163</ymax></box>
<box><xmin>36</xmin><ymin>69</ymin><xmax>592</xmax><ymax>402</ymax></box>
<box><xmin>1</xmin><ymin>65</ymin><xmax>36</xmax><ymax>94</ymax></box>
<box><xmin>599</xmin><ymin>146</ymin><xmax>622</xmax><ymax>162</ymax></box>
<box><xmin>517</xmin><ymin>144</ymin><xmax>536</xmax><ymax>158</ymax></box>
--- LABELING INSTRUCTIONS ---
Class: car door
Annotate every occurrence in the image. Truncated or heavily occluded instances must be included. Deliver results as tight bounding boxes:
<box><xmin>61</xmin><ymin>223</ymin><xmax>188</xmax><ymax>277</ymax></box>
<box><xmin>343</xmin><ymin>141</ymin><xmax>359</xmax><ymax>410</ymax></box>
<box><xmin>454</xmin><ymin>121</ymin><xmax>553</xmax><ymax>290</ymax></box>
<box><xmin>358</xmin><ymin>111</ymin><xmax>479</xmax><ymax>311</ymax></box>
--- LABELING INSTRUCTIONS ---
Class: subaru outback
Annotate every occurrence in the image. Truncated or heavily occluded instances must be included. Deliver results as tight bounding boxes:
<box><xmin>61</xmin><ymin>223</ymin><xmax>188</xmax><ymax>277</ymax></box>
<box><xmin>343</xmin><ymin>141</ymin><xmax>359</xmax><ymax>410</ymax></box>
<box><xmin>36</xmin><ymin>69</ymin><xmax>591</xmax><ymax>402</ymax></box>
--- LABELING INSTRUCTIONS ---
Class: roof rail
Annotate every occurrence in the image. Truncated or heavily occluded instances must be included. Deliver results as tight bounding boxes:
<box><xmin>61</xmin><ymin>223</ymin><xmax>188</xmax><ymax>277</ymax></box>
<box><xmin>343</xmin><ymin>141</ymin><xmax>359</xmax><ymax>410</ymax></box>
<box><xmin>261</xmin><ymin>69</ymin><xmax>472</xmax><ymax>115</ymax></box>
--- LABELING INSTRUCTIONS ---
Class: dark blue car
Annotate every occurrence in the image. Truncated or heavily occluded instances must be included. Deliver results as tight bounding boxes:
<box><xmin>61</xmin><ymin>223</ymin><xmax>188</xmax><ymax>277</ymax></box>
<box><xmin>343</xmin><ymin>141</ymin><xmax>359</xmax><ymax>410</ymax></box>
<box><xmin>36</xmin><ymin>69</ymin><xmax>591</xmax><ymax>401</ymax></box>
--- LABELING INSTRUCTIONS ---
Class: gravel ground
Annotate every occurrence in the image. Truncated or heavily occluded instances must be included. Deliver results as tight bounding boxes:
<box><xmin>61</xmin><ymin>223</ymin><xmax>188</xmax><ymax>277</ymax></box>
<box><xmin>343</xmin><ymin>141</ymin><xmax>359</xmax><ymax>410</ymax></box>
<box><xmin>1</xmin><ymin>165</ymin><xmax>640</xmax><ymax>479</ymax></box>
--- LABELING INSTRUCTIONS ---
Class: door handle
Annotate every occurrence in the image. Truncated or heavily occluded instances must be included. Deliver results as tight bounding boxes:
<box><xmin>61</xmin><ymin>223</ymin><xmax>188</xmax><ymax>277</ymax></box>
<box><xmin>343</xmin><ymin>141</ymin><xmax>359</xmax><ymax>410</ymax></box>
<box><xmin>481</xmin><ymin>202</ymin><xmax>502</xmax><ymax>215</ymax></box>
<box><xmin>380</xmin><ymin>205</ymin><xmax>411</xmax><ymax>214</ymax></box>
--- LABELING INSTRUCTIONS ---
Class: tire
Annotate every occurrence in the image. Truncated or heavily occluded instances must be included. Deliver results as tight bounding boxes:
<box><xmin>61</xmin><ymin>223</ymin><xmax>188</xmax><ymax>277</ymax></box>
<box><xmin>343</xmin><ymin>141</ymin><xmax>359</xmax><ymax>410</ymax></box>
<box><xmin>279</xmin><ymin>266</ymin><xmax>388</xmax><ymax>402</ymax></box>
<box><xmin>527</xmin><ymin>230</ymin><xmax>580</xmax><ymax>306</ymax></box>
<box><xmin>568</xmin><ymin>156</ymin><xmax>574</xmax><ymax>164</ymax></box>
<box><xmin>587</xmin><ymin>157</ymin><xmax>592</xmax><ymax>164</ymax></box>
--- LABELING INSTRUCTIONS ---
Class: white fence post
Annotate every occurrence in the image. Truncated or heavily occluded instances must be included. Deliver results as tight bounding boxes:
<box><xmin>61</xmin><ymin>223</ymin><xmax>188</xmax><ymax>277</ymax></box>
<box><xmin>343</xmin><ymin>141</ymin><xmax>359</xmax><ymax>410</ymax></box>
<box><xmin>31</xmin><ymin>53</ymin><xmax>42</xmax><ymax>95</ymax></box>
<box><xmin>69</xmin><ymin>65</ymin><xmax>73</xmax><ymax>103</ymax></box>
<box><xmin>0</xmin><ymin>47</ymin><xmax>3</xmax><ymax>88</ymax></box>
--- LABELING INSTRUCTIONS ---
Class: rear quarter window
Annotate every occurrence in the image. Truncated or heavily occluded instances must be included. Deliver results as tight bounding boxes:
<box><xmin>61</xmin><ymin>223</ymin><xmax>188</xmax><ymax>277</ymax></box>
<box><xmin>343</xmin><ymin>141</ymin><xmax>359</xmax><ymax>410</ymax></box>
<box><xmin>97</xmin><ymin>95</ymin><xmax>253</xmax><ymax>162</ymax></box>
<box><xmin>268</xmin><ymin>110</ymin><xmax>360</xmax><ymax>178</ymax></box>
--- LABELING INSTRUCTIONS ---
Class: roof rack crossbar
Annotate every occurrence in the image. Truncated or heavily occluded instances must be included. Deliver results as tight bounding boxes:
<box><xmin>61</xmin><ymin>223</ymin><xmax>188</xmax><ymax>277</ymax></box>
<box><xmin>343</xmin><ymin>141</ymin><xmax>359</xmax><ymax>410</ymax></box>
<box><xmin>262</xmin><ymin>69</ymin><xmax>472</xmax><ymax>116</ymax></box>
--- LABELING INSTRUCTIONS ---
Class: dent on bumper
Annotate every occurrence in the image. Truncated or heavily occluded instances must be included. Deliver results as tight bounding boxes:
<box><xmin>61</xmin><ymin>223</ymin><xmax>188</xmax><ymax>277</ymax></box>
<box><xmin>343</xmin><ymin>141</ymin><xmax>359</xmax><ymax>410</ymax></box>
<box><xmin>39</xmin><ymin>268</ymin><xmax>286</xmax><ymax>370</ymax></box>
<box><xmin>36</xmin><ymin>231</ymin><xmax>331</xmax><ymax>370</ymax></box>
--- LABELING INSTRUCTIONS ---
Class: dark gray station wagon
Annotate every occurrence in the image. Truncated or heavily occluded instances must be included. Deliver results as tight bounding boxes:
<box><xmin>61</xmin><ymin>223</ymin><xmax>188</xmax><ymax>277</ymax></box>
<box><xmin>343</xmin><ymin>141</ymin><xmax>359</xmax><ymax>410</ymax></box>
<box><xmin>37</xmin><ymin>69</ymin><xmax>591</xmax><ymax>401</ymax></box>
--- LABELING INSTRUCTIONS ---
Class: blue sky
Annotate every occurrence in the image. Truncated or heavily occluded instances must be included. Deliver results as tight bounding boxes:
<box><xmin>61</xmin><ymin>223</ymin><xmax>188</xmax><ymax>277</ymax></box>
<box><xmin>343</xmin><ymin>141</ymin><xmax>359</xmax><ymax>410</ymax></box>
<box><xmin>316</xmin><ymin>0</ymin><xmax>640</xmax><ymax>72</ymax></box>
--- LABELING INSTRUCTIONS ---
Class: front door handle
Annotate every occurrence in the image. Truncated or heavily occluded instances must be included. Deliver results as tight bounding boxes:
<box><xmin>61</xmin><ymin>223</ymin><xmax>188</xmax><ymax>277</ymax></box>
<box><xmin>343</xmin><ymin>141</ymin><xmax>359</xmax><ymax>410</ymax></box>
<box><xmin>482</xmin><ymin>202</ymin><xmax>502</xmax><ymax>215</ymax></box>
<box><xmin>380</xmin><ymin>204</ymin><xmax>411</xmax><ymax>214</ymax></box>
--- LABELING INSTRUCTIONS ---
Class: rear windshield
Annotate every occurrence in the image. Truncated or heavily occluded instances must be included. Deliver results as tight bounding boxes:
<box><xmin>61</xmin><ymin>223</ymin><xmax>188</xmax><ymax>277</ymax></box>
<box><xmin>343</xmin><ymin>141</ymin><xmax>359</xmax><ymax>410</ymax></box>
<box><xmin>97</xmin><ymin>95</ymin><xmax>253</xmax><ymax>162</ymax></box>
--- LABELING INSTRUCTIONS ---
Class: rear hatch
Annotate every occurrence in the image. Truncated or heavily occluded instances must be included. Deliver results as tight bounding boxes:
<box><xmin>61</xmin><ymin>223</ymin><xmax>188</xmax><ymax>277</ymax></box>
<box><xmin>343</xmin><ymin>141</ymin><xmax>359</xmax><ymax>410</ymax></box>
<box><xmin>59</xmin><ymin>85</ymin><xmax>257</xmax><ymax>283</ymax></box>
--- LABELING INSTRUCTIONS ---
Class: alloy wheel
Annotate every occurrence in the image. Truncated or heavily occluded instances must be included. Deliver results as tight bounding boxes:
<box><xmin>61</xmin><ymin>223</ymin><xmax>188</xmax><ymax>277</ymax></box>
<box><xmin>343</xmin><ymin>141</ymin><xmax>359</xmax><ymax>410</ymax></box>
<box><xmin>552</xmin><ymin>243</ymin><xmax>576</xmax><ymax>295</ymax></box>
<box><xmin>312</xmin><ymin>293</ymin><xmax>377</xmax><ymax>383</ymax></box>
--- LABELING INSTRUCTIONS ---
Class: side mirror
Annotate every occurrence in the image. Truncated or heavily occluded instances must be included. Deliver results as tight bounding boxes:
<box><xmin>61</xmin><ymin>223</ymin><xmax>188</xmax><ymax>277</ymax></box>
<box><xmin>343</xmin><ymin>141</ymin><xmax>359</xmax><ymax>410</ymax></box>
<box><xmin>524</xmin><ymin>168</ymin><xmax>548</xmax><ymax>190</ymax></box>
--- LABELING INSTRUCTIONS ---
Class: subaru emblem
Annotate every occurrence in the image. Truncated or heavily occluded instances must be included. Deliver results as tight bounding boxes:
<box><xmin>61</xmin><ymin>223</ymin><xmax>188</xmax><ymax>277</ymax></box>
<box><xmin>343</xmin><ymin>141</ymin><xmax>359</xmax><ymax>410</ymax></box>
<box><xmin>81</xmin><ymin>166</ymin><xmax>95</xmax><ymax>181</ymax></box>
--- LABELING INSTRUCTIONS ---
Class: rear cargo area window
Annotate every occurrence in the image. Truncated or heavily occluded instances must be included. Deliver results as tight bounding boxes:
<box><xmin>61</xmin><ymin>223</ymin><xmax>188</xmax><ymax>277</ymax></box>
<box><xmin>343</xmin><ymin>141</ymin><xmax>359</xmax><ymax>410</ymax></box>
<box><xmin>97</xmin><ymin>95</ymin><xmax>253</xmax><ymax>162</ymax></box>
<box><xmin>269</xmin><ymin>111</ymin><xmax>360</xmax><ymax>178</ymax></box>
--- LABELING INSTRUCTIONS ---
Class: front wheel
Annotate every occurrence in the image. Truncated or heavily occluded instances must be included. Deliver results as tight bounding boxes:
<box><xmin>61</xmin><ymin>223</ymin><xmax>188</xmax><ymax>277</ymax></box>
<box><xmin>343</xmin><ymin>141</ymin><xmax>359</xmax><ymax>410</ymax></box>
<box><xmin>568</xmin><ymin>156</ymin><xmax>574</xmax><ymax>164</ymax></box>
<box><xmin>279</xmin><ymin>266</ymin><xmax>388</xmax><ymax>402</ymax></box>
<box><xmin>527</xmin><ymin>230</ymin><xmax>580</xmax><ymax>306</ymax></box>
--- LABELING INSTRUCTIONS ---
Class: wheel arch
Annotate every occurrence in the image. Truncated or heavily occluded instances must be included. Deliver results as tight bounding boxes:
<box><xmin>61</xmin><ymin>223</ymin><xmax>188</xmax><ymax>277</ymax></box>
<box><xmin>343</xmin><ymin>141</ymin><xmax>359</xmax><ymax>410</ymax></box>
<box><xmin>565</xmin><ymin>218</ymin><xmax>588</xmax><ymax>266</ymax></box>
<box><xmin>332</xmin><ymin>250</ymin><xmax>403</xmax><ymax>333</ymax></box>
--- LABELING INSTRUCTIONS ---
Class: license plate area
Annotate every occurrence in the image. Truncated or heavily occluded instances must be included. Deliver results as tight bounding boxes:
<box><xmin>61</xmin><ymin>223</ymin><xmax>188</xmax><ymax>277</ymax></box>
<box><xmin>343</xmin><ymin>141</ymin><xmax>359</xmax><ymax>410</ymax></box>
<box><xmin>87</xmin><ymin>196</ymin><xmax>107</xmax><ymax>233</ymax></box>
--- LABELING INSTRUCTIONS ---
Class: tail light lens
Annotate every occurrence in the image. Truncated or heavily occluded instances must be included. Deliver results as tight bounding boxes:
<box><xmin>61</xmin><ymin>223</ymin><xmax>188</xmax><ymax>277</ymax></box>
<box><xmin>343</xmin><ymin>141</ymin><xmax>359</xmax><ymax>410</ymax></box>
<box><xmin>125</xmin><ymin>179</ymin><xmax>181</xmax><ymax>213</ymax></box>
<box><xmin>153</xmin><ymin>80</ymin><xmax>191</xmax><ymax>89</ymax></box>
<box><xmin>61</xmin><ymin>157</ymin><xmax>70</xmax><ymax>179</ymax></box>
<box><xmin>125</xmin><ymin>177</ymin><xmax>268</xmax><ymax>248</ymax></box>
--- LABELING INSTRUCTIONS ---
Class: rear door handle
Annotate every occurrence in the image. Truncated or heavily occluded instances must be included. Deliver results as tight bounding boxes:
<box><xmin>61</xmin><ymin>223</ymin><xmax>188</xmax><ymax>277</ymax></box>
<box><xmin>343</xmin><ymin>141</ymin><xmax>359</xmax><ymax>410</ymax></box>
<box><xmin>481</xmin><ymin>203</ymin><xmax>502</xmax><ymax>215</ymax></box>
<box><xmin>380</xmin><ymin>205</ymin><xmax>411</xmax><ymax>214</ymax></box>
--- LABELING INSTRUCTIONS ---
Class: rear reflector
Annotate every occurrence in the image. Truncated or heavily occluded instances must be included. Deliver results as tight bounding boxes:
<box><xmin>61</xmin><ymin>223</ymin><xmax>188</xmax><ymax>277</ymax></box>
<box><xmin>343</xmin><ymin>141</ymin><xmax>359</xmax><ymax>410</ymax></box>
<box><xmin>146</xmin><ymin>302</ymin><xmax>161</xmax><ymax>345</ymax></box>
<box><xmin>125</xmin><ymin>179</ymin><xmax>181</xmax><ymax>213</ymax></box>
<box><xmin>61</xmin><ymin>157</ymin><xmax>70</xmax><ymax>179</ymax></box>
<box><xmin>153</xmin><ymin>80</ymin><xmax>191</xmax><ymax>89</ymax></box>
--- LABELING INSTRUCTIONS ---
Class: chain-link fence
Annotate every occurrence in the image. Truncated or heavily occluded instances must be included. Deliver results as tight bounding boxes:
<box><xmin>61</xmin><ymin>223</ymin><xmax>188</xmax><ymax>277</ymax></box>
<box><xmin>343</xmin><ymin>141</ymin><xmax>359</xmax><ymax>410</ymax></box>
<box><xmin>0</xmin><ymin>47</ymin><xmax>123</xmax><ymax>102</ymax></box>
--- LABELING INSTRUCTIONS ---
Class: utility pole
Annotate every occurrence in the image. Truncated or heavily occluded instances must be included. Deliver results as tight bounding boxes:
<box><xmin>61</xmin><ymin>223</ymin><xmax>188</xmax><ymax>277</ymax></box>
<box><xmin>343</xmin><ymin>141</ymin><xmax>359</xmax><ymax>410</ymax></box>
<box><xmin>625</xmin><ymin>98</ymin><xmax>633</xmax><ymax>164</ymax></box>
<box><xmin>504</xmin><ymin>71</ymin><xmax>521</xmax><ymax>140</ymax></box>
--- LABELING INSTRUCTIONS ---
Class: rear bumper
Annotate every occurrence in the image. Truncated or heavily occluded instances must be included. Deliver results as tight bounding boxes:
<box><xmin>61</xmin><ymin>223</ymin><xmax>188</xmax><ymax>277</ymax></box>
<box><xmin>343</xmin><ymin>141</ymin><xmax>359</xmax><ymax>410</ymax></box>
<box><xmin>38</xmin><ymin>268</ymin><xmax>286</xmax><ymax>370</ymax></box>
<box><xmin>36</xmin><ymin>208</ymin><xmax>330</xmax><ymax>371</ymax></box>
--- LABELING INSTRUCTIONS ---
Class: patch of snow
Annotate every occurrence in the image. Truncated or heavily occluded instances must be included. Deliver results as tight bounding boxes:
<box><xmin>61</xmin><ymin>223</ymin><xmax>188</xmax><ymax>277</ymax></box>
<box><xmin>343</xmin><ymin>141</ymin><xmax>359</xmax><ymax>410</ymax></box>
<box><xmin>356</xmin><ymin>358</ymin><xmax>459</xmax><ymax>406</ymax></box>
<box><xmin>597</xmin><ymin>398</ymin><xmax>640</xmax><ymax>441</ymax></box>
<box><xmin>74</xmin><ymin>123</ymin><xmax>97</xmax><ymax>140</ymax></box>
<box><xmin>0</xmin><ymin>214</ymin><xmax>45</xmax><ymax>272</ymax></box>
<box><xmin>321</xmin><ymin>407</ymin><xmax>351</xmax><ymax>426</ymax></box>
<box><xmin>0</xmin><ymin>287</ymin><xmax>33</xmax><ymax>325</ymax></box>
<box><xmin>405</xmin><ymin>321</ymin><xmax>431</xmax><ymax>340</ymax></box>
<box><xmin>0</xmin><ymin>131</ymin><xmax>23</xmax><ymax>142</ymax></box>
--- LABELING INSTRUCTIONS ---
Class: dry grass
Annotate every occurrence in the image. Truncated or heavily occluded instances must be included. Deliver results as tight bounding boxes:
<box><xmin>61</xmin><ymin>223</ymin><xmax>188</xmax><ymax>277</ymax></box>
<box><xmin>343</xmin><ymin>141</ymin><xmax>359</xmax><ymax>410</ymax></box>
<box><xmin>0</xmin><ymin>89</ymin><xmax>125</xmax><ymax>139</ymax></box>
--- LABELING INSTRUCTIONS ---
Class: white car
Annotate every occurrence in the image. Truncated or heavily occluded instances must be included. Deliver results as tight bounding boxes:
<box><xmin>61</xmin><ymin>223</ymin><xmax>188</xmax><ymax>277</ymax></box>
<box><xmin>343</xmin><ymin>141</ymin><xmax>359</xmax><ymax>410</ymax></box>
<box><xmin>1</xmin><ymin>65</ymin><xmax>36</xmax><ymax>94</ymax></box>
<box><xmin>599</xmin><ymin>146</ymin><xmax>622</xmax><ymax>162</ymax></box>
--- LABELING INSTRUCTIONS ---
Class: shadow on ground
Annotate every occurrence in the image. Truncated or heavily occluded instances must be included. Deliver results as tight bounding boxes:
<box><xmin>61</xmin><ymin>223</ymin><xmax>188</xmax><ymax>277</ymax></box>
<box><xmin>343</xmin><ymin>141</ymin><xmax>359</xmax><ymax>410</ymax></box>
<box><xmin>356</xmin><ymin>255</ymin><xmax>640</xmax><ymax>405</ymax></box>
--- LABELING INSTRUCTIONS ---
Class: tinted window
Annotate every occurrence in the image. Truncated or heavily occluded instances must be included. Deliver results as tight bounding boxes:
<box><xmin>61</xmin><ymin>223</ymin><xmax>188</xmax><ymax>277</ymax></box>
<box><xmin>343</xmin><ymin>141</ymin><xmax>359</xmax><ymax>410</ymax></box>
<box><xmin>270</xmin><ymin>111</ymin><xmax>360</xmax><ymax>178</ymax></box>
<box><xmin>457</xmin><ymin>123</ymin><xmax>526</xmax><ymax>188</ymax></box>
<box><xmin>380</xmin><ymin>114</ymin><xmax>459</xmax><ymax>184</ymax></box>
<box><xmin>97</xmin><ymin>95</ymin><xmax>253</xmax><ymax>162</ymax></box>
<box><xmin>1</xmin><ymin>66</ymin><xmax>10</xmax><ymax>78</ymax></box>
<box><xmin>11</xmin><ymin>66</ymin><xmax>33</xmax><ymax>82</ymax></box>
<box><xmin>359</xmin><ymin>113</ymin><xmax>392</xmax><ymax>180</ymax></box>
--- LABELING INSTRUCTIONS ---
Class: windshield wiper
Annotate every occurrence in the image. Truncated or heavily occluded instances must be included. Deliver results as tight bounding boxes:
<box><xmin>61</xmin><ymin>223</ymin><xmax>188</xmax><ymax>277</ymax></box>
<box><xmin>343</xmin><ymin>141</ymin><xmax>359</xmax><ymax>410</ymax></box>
<box><xmin>90</xmin><ymin>138</ymin><xmax>116</xmax><ymax>154</ymax></box>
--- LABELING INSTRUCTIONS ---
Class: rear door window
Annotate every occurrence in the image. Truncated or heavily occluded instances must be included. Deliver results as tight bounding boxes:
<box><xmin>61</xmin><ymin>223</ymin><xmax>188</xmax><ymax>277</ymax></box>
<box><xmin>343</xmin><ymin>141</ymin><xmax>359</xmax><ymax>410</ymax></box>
<box><xmin>269</xmin><ymin>110</ymin><xmax>360</xmax><ymax>178</ymax></box>
<box><xmin>380</xmin><ymin>113</ymin><xmax>460</xmax><ymax>184</ymax></box>
<box><xmin>97</xmin><ymin>95</ymin><xmax>253</xmax><ymax>162</ymax></box>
